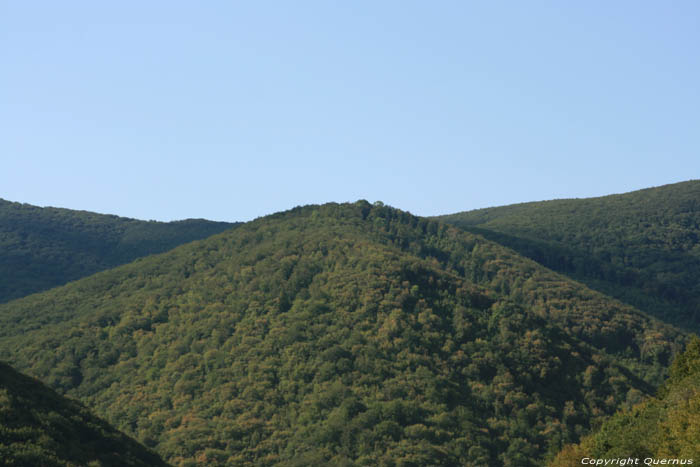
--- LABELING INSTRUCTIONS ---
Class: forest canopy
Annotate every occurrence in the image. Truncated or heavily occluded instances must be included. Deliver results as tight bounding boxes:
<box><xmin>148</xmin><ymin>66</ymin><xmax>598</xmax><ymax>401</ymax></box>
<box><xmin>440</xmin><ymin>180</ymin><xmax>700</xmax><ymax>333</ymax></box>
<box><xmin>0</xmin><ymin>201</ymin><xmax>686</xmax><ymax>466</ymax></box>
<box><xmin>0</xmin><ymin>198</ymin><xmax>235</xmax><ymax>303</ymax></box>
<box><xmin>0</xmin><ymin>361</ymin><xmax>168</xmax><ymax>466</ymax></box>
<box><xmin>550</xmin><ymin>336</ymin><xmax>700</xmax><ymax>465</ymax></box>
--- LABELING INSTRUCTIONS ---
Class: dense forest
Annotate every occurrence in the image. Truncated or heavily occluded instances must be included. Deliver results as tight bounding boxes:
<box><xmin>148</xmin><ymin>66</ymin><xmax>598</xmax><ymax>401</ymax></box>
<box><xmin>550</xmin><ymin>336</ymin><xmax>700</xmax><ymax>465</ymax></box>
<box><xmin>0</xmin><ymin>198</ymin><xmax>236</xmax><ymax>303</ymax></box>
<box><xmin>0</xmin><ymin>361</ymin><xmax>167</xmax><ymax>466</ymax></box>
<box><xmin>439</xmin><ymin>180</ymin><xmax>700</xmax><ymax>333</ymax></box>
<box><xmin>0</xmin><ymin>201</ymin><xmax>686</xmax><ymax>466</ymax></box>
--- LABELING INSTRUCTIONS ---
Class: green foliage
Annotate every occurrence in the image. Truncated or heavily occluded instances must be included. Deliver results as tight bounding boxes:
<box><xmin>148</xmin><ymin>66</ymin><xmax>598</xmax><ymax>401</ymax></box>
<box><xmin>0</xmin><ymin>361</ymin><xmax>168</xmax><ymax>466</ymax></box>
<box><xmin>0</xmin><ymin>198</ymin><xmax>235</xmax><ymax>303</ymax></box>
<box><xmin>439</xmin><ymin>180</ymin><xmax>700</xmax><ymax>332</ymax></box>
<box><xmin>550</xmin><ymin>336</ymin><xmax>700</xmax><ymax>465</ymax></box>
<box><xmin>0</xmin><ymin>201</ymin><xmax>686</xmax><ymax>465</ymax></box>
<box><xmin>667</xmin><ymin>335</ymin><xmax>700</xmax><ymax>384</ymax></box>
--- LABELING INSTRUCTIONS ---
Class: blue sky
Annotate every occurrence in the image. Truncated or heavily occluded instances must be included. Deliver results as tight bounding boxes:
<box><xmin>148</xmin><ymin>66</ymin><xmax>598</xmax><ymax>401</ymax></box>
<box><xmin>2</xmin><ymin>1</ymin><xmax>699</xmax><ymax>222</ymax></box>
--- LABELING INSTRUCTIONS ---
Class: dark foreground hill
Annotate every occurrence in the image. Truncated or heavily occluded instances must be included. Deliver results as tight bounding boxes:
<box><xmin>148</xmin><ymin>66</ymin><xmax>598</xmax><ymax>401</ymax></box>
<box><xmin>0</xmin><ymin>202</ymin><xmax>685</xmax><ymax>466</ymax></box>
<box><xmin>0</xmin><ymin>360</ymin><xmax>168</xmax><ymax>466</ymax></box>
<box><xmin>550</xmin><ymin>336</ymin><xmax>700</xmax><ymax>465</ymax></box>
<box><xmin>0</xmin><ymin>198</ymin><xmax>236</xmax><ymax>303</ymax></box>
<box><xmin>439</xmin><ymin>180</ymin><xmax>700</xmax><ymax>332</ymax></box>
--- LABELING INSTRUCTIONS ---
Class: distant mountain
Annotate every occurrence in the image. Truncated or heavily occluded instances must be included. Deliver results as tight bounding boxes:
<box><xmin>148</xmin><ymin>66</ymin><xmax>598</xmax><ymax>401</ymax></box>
<box><xmin>0</xmin><ymin>198</ymin><xmax>237</xmax><ymax>303</ymax></box>
<box><xmin>550</xmin><ymin>336</ymin><xmax>700</xmax><ymax>465</ymax></box>
<box><xmin>0</xmin><ymin>201</ymin><xmax>684</xmax><ymax>466</ymax></box>
<box><xmin>439</xmin><ymin>180</ymin><xmax>700</xmax><ymax>332</ymax></box>
<box><xmin>0</xmin><ymin>360</ymin><xmax>168</xmax><ymax>466</ymax></box>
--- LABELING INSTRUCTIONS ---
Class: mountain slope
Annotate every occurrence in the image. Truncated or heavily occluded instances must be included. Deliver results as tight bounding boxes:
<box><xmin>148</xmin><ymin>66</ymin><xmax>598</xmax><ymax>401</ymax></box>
<box><xmin>0</xmin><ymin>198</ymin><xmax>236</xmax><ymax>303</ymax></box>
<box><xmin>0</xmin><ymin>360</ymin><xmax>168</xmax><ymax>466</ymax></box>
<box><xmin>550</xmin><ymin>336</ymin><xmax>700</xmax><ymax>465</ymax></box>
<box><xmin>0</xmin><ymin>202</ymin><xmax>685</xmax><ymax>466</ymax></box>
<box><xmin>439</xmin><ymin>180</ymin><xmax>700</xmax><ymax>332</ymax></box>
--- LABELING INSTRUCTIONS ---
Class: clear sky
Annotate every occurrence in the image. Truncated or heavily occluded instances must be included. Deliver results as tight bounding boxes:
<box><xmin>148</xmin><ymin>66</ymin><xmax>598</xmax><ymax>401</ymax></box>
<box><xmin>2</xmin><ymin>1</ymin><xmax>699</xmax><ymax>222</ymax></box>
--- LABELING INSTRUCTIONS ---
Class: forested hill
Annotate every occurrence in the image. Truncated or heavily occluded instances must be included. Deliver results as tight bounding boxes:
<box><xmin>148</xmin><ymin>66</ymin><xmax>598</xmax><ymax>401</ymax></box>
<box><xmin>0</xmin><ymin>360</ymin><xmax>168</xmax><ymax>466</ymax></box>
<box><xmin>0</xmin><ymin>198</ymin><xmax>236</xmax><ymax>303</ymax></box>
<box><xmin>0</xmin><ymin>201</ymin><xmax>684</xmax><ymax>466</ymax></box>
<box><xmin>550</xmin><ymin>336</ymin><xmax>700</xmax><ymax>465</ymax></box>
<box><xmin>439</xmin><ymin>180</ymin><xmax>700</xmax><ymax>332</ymax></box>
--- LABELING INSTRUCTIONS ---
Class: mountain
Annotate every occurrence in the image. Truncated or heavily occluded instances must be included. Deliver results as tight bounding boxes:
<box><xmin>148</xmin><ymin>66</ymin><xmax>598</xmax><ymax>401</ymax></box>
<box><xmin>0</xmin><ymin>201</ymin><xmax>684</xmax><ymax>466</ymax></box>
<box><xmin>0</xmin><ymin>198</ymin><xmax>237</xmax><ymax>303</ymax></box>
<box><xmin>0</xmin><ymin>360</ymin><xmax>168</xmax><ymax>466</ymax></box>
<box><xmin>438</xmin><ymin>180</ymin><xmax>700</xmax><ymax>332</ymax></box>
<box><xmin>550</xmin><ymin>336</ymin><xmax>700</xmax><ymax>465</ymax></box>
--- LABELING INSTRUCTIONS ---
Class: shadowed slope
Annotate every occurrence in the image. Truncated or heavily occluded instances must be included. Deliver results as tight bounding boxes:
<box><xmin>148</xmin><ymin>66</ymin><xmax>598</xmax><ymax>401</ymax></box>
<box><xmin>0</xmin><ymin>361</ymin><xmax>168</xmax><ymax>466</ymax></box>
<box><xmin>439</xmin><ymin>180</ymin><xmax>700</xmax><ymax>332</ymax></box>
<box><xmin>0</xmin><ymin>198</ymin><xmax>236</xmax><ymax>303</ymax></box>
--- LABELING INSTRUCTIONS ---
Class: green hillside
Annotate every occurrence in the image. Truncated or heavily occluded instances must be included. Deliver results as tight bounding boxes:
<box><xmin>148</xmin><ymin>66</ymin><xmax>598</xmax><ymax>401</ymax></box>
<box><xmin>0</xmin><ymin>360</ymin><xmax>168</xmax><ymax>466</ymax></box>
<box><xmin>0</xmin><ymin>198</ymin><xmax>236</xmax><ymax>303</ymax></box>
<box><xmin>0</xmin><ymin>202</ymin><xmax>684</xmax><ymax>466</ymax></box>
<box><xmin>439</xmin><ymin>180</ymin><xmax>700</xmax><ymax>332</ymax></box>
<box><xmin>550</xmin><ymin>336</ymin><xmax>700</xmax><ymax>465</ymax></box>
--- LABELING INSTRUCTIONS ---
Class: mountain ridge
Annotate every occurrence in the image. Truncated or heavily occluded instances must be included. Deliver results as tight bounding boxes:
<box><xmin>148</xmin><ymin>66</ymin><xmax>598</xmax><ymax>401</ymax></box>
<box><xmin>0</xmin><ymin>197</ymin><xmax>238</xmax><ymax>303</ymax></box>
<box><xmin>439</xmin><ymin>180</ymin><xmax>700</xmax><ymax>333</ymax></box>
<box><xmin>0</xmin><ymin>200</ymin><xmax>686</xmax><ymax>465</ymax></box>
